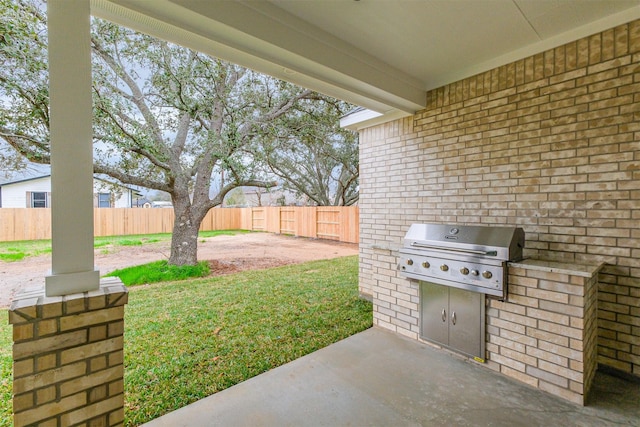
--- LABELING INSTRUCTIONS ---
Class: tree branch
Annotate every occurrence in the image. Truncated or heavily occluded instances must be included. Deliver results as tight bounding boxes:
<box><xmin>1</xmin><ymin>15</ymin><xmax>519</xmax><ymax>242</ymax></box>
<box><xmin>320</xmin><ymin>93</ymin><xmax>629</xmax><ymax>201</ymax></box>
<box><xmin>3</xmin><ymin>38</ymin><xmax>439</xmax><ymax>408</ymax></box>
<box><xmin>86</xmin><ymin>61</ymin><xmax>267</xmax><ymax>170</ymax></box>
<box><xmin>207</xmin><ymin>179</ymin><xmax>276</xmax><ymax>209</ymax></box>
<box><xmin>93</xmin><ymin>91</ymin><xmax>172</xmax><ymax>172</ymax></box>
<box><xmin>91</xmin><ymin>37</ymin><xmax>171</xmax><ymax>160</ymax></box>
<box><xmin>92</xmin><ymin>162</ymin><xmax>172</xmax><ymax>193</ymax></box>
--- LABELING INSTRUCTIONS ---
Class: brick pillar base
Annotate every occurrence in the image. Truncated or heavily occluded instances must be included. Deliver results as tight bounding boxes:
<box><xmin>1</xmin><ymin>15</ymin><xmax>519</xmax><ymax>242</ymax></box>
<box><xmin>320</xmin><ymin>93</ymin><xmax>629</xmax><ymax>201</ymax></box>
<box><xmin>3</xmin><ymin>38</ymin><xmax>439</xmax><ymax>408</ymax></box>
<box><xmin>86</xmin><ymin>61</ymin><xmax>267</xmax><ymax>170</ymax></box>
<box><xmin>9</xmin><ymin>278</ymin><xmax>128</xmax><ymax>426</ymax></box>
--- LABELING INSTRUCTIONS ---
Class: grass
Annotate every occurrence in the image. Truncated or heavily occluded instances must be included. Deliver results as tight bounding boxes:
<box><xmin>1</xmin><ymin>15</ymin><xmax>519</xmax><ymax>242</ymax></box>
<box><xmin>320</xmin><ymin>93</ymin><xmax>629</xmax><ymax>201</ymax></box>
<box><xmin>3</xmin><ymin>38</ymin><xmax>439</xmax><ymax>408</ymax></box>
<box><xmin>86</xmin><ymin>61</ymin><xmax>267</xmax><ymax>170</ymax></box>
<box><xmin>106</xmin><ymin>260</ymin><xmax>211</xmax><ymax>286</ymax></box>
<box><xmin>118</xmin><ymin>239</ymin><xmax>144</xmax><ymax>246</ymax></box>
<box><xmin>0</xmin><ymin>256</ymin><xmax>371</xmax><ymax>426</ymax></box>
<box><xmin>0</xmin><ymin>252</ymin><xmax>25</xmax><ymax>262</ymax></box>
<box><xmin>0</xmin><ymin>317</ymin><xmax>10</xmax><ymax>427</ymax></box>
<box><xmin>0</xmin><ymin>230</ymin><xmax>250</xmax><ymax>262</ymax></box>
<box><xmin>0</xmin><ymin>242</ymin><xmax>51</xmax><ymax>261</ymax></box>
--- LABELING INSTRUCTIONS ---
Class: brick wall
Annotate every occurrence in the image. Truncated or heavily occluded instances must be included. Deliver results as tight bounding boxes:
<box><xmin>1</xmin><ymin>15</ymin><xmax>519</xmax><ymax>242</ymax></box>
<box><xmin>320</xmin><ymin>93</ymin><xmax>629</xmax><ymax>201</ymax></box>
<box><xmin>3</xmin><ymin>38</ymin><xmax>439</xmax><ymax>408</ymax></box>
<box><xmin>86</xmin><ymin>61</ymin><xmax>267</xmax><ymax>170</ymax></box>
<box><xmin>359</xmin><ymin>19</ymin><xmax>640</xmax><ymax>376</ymax></box>
<box><xmin>9</xmin><ymin>278</ymin><xmax>128</xmax><ymax>426</ymax></box>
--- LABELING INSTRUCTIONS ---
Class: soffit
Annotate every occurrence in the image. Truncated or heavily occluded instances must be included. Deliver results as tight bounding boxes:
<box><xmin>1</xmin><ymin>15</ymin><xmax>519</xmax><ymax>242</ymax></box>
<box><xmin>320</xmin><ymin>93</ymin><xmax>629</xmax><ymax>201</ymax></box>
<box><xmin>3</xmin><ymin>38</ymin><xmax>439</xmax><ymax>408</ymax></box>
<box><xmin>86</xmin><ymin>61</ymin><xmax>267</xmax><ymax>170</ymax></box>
<box><xmin>92</xmin><ymin>0</ymin><xmax>640</xmax><ymax>115</ymax></box>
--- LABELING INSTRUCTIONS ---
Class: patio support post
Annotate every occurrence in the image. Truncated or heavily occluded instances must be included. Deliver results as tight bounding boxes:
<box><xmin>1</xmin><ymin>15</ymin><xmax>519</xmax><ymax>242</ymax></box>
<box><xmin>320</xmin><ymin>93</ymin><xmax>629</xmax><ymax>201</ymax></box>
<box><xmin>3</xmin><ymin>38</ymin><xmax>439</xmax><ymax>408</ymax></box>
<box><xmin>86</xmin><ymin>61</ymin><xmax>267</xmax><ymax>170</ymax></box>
<box><xmin>7</xmin><ymin>2</ymin><xmax>128</xmax><ymax>425</ymax></box>
<box><xmin>45</xmin><ymin>0</ymin><xmax>100</xmax><ymax>296</ymax></box>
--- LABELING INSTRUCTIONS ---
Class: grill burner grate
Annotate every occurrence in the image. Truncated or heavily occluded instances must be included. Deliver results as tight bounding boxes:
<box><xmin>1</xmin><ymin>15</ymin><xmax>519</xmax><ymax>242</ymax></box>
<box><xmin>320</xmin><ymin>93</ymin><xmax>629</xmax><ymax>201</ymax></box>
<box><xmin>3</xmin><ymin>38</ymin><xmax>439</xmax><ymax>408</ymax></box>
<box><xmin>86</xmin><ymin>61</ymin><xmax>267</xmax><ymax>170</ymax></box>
<box><xmin>398</xmin><ymin>223</ymin><xmax>525</xmax><ymax>299</ymax></box>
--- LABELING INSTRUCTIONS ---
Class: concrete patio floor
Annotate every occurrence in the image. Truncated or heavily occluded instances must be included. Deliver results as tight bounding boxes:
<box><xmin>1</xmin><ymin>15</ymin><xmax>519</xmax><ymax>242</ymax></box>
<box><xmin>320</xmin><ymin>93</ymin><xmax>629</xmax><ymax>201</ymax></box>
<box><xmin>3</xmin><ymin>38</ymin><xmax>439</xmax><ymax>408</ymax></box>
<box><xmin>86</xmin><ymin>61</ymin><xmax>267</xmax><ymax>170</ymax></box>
<box><xmin>144</xmin><ymin>328</ymin><xmax>640</xmax><ymax>426</ymax></box>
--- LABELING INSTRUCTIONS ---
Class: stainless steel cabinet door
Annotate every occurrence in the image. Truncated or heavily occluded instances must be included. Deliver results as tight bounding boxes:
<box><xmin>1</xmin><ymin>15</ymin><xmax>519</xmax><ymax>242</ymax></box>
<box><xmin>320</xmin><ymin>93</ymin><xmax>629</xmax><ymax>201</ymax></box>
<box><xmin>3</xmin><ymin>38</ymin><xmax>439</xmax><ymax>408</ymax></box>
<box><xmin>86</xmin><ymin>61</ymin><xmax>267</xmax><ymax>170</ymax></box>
<box><xmin>449</xmin><ymin>287</ymin><xmax>484</xmax><ymax>359</ymax></box>
<box><xmin>420</xmin><ymin>282</ymin><xmax>449</xmax><ymax>347</ymax></box>
<box><xmin>420</xmin><ymin>281</ymin><xmax>485</xmax><ymax>360</ymax></box>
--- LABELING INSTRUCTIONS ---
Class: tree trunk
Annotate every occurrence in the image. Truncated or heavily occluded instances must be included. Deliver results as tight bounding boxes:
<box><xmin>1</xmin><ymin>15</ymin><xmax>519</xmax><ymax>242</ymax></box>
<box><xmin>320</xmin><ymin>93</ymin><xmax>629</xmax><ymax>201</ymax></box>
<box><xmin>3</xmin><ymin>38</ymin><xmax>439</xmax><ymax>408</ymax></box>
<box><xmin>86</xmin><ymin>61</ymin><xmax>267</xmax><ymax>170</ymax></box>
<box><xmin>168</xmin><ymin>204</ymin><xmax>203</xmax><ymax>266</ymax></box>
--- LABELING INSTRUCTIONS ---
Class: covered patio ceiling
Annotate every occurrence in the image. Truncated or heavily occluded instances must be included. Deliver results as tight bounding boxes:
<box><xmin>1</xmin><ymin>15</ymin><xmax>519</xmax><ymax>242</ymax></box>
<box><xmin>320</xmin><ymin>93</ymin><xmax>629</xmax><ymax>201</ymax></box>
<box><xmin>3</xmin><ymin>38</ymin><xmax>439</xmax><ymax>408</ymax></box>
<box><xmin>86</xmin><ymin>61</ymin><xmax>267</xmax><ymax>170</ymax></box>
<box><xmin>92</xmin><ymin>0</ymin><xmax>640</xmax><ymax>123</ymax></box>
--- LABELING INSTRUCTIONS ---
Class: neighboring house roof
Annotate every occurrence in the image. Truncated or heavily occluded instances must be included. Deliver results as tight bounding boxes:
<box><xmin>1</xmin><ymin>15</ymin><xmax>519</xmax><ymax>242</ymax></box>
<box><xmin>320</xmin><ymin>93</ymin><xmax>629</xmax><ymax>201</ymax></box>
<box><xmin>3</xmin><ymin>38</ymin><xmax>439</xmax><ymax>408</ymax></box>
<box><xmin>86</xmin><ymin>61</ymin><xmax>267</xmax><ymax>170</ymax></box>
<box><xmin>0</xmin><ymin>163</ymin><xmax>51</xmax><ymax>185</ymax></box>
<box><xmin>93</xmin><ymin>175</ymin><xmax>143</xmax><ymax>196</ymax></box>
<box><xmin>0</xmin><ymin>174</ymin><xmax>52</xmax><ymax>187</ymax></box>
<box><xmin>0</xmin><ymin>174</ymin><xmax>142</xmax><ymax>195</ymax></box>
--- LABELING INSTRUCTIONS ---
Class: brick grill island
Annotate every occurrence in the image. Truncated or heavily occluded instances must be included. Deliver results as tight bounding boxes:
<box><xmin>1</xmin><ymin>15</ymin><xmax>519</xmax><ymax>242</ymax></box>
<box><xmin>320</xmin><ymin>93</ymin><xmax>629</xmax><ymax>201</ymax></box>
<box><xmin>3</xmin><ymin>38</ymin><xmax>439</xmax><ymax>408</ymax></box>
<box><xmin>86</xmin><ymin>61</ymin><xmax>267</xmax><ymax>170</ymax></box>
<box><xmin>488</xmin><ymin>260</ymin><xmax>601</xmax><ymax>404</ymax></box>
<box><xmin>393</xmin><ymin>224</ymin><xmax>602</xmax><ymax>405</ymax></box>
<box><xmin>383</xmin><ymin>251</ymin><xmax>602</xmax><ymax>404</ymax></box>
<box><xmin>358</xmin><ymin>18</ymin><xmax>639</xmax><ymax>406</ymax></box>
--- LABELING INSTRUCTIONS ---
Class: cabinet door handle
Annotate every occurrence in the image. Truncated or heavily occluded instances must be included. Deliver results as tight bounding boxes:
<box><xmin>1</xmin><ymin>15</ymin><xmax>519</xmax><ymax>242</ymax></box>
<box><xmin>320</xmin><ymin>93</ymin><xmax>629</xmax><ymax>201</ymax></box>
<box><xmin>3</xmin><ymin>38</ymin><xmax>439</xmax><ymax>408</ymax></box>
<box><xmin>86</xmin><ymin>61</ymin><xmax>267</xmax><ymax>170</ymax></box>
<box><xmin>441</xmin><ymin>308</ymin><xmax>446</xmax><ymax>322</ymax></box>
<box><xmin>451</xmin><ymin>311</ymin><xmax>457</xmax><ymax>325</ymax></box>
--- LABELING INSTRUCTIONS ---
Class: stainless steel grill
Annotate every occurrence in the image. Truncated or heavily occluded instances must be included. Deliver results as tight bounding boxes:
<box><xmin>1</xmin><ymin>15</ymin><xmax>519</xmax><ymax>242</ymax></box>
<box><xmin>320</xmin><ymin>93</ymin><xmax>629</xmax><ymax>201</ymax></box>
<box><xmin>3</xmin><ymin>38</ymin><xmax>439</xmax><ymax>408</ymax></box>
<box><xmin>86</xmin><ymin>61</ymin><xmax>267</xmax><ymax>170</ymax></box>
<box><xmin>398</xmin><ymin>223</ymin><xmax>525</xmax><ymax>299</ymax></box>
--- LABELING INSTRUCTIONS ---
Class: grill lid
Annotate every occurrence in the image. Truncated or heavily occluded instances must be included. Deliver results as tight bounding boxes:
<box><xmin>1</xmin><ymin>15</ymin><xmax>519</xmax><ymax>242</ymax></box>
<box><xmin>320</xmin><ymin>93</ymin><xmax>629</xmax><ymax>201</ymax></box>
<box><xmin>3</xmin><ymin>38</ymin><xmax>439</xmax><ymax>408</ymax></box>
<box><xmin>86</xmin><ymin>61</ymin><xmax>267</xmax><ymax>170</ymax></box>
<box><xmin>399</xmin><ymin>223</ymin><xmax>526</xmax><ymax>299</ymax></box>
<box><xmin>403</xmin><ymin>223</ymin><xmax>525</xmax><ymax>261</ymax></box>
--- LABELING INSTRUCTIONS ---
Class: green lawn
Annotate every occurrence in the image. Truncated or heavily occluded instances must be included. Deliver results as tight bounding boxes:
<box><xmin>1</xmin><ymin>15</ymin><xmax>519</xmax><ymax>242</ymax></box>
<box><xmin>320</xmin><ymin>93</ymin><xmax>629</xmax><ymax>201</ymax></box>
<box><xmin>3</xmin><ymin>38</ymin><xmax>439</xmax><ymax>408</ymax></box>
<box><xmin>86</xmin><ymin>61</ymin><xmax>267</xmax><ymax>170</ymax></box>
<box><xmin>0</xmin><ymin>318</ymin><xmax>10</xmax><ymax>427</ymax></box>
<box><xmin>106</xmin><ymin>260</ymin><xmax>211</xmax><ymax>285</ymax></box>
<box><xmin>0</xmin><ymin>256</ymin><xmax>371</xmax><ymax>426</ymax></box>
<box><xmin>0</xmin><ymin>230</ymin><xmax>249</xmax><ymax>261</ymax></box>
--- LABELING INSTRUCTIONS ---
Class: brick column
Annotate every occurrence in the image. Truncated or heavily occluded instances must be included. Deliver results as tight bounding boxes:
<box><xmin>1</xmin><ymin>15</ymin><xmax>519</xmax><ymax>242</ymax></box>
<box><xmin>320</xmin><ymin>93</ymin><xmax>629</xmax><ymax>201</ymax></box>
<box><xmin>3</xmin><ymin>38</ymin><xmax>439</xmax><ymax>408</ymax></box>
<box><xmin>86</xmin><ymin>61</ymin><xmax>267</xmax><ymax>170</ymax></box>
<box><xmin>9</xmin><ymin>278</ymin><xmax>128</xmax><ymax>426</ymax></box>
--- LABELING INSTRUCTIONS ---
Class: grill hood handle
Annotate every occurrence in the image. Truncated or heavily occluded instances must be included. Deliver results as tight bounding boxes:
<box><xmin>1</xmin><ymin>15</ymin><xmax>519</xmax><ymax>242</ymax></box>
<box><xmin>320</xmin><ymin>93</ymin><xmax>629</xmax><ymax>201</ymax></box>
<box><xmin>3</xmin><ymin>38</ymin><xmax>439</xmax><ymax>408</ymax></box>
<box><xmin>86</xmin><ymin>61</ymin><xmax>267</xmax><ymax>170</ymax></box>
<box><xmin>410</xmin><ymin>242</ymin><xmax>498</xmax><ymax>257</ymax></box>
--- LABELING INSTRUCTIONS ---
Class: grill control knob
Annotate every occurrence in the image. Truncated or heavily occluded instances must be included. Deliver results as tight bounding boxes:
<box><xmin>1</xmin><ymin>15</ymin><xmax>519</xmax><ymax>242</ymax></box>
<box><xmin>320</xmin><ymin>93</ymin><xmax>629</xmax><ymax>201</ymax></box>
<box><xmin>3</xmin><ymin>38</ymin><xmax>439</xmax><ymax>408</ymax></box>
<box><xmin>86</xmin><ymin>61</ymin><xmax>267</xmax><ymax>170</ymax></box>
<box><xmin>422</xmin><ymin>261</ymin><xmax>430</xmax><ymax>268</ymax></box>
<box><xmin>440</xmin><ymin>264</ymin><xmax>449</xmax><ymax>272</ymax></box>
<box><xmin>482</xmin><ymin>271</ymin><xmax>493</xmax><ymax>279</ymax></box>
<box><xmin>460</xmin><ymin>267</ymin><xmax>469</xmax><ymax>275</ymax></box>
<box><xmin>406</xmin><ymin>259</ymin><xmax>414</xmax><ymax>266</ymax></box>
<box><xmin>471</xmin><ymin>270</ymin><xmax>479</xmax><ymax>276</ymax></box>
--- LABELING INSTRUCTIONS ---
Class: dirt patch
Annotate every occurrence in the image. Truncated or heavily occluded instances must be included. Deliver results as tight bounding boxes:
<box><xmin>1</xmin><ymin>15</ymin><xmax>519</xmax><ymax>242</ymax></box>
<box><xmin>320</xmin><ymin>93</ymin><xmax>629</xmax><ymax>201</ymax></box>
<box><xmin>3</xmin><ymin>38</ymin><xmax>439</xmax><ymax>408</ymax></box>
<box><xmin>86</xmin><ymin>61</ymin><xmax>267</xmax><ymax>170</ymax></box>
<box><xmin>207</xmin><ymin>257</ymin><xmax>294</xmax><ymax>276</ymax></box>
<box><xmin>0</xmin><ymin>233</ymin><xmax>358</xmax><ymax>309</ymax></box>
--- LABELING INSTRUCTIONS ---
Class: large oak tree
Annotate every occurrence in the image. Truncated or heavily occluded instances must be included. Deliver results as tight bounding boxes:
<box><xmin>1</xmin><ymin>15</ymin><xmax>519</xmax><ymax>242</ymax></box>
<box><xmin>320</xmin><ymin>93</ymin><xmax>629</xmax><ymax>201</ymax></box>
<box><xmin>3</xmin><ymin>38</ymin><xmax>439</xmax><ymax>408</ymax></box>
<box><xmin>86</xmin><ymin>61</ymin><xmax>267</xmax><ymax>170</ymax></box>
<box><xmin>0</xmin><ymin>0</ymin><xmax>356</xmax><ymax>266</ymax></box>
<box><xmin>259</xmin><ymin>99</ymin><xmax>359</xmax><ymax>206</ymax></box>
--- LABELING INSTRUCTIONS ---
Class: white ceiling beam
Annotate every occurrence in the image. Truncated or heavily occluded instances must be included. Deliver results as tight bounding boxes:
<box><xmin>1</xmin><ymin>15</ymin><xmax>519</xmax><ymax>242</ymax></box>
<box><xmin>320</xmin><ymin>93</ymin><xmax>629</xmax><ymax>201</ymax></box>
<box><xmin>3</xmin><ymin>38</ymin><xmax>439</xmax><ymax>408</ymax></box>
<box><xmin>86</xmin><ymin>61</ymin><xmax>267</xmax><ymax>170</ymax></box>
<box><xmin>91</xmin><ymin>0</ymin><xmax>426</xmax><ymax>114</ymax></box>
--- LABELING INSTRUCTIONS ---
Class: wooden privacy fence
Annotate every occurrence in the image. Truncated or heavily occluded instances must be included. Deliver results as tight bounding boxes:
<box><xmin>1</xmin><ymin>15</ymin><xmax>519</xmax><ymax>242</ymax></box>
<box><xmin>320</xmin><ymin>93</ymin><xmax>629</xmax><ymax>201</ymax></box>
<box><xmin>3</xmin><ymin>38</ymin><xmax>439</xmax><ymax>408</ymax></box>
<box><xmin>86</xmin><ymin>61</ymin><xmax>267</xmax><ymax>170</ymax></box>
<box><xmin>240</xmin><ymin>206</ymin><xmax>359</xmax><ymax>243</ymax></box>
<box><xmin>0</xmin><ymin>206</ymin><xmax>359</xmax><ymax>243</ymax></box>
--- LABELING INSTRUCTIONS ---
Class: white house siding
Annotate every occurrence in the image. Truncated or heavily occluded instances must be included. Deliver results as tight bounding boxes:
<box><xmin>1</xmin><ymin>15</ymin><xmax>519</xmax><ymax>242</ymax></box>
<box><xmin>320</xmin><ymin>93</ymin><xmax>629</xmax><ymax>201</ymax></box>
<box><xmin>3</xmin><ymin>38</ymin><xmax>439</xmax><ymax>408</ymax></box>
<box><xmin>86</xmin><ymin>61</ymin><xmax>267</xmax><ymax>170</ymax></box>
<box><xmin>92</xmin><ymin>180</ymin><xmax>131</xmax><ymax>208</ymax></box>
<box><xmin>0</xmin><ymin>177</ymin><xmax>51</xmax><ymax>208</ymax></box>
<box><xmin>0</xmin><ymin>176</ymin><xmax>134</xmax><ymax>208</ymax></box>
<box><xmin>112</xmin><ymin>193</ymin><xmax>131</xmax><ymax>208</ymax></box>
